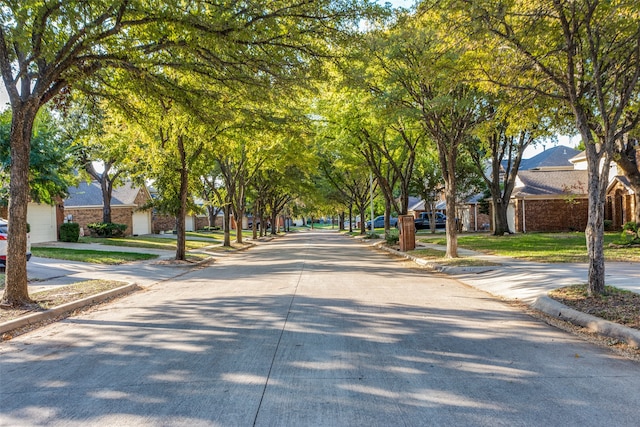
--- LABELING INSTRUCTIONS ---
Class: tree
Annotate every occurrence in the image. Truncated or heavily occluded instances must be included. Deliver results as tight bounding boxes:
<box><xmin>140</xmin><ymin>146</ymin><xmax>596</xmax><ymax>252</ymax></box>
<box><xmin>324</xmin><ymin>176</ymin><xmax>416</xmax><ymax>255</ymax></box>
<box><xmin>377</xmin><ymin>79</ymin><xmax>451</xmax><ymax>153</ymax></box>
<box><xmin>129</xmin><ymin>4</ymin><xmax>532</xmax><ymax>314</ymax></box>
<box><xmin>62</xmin><ymin>96</ymin><xmax>139</xmax><ymax>224</ymax></box>
<box><xmin>372</xmin><ymin>11</ymin><xmax>489</xmax><ymax>257</ymax></box>
<box><xmin>0</xmin><ymin>0</ymin><xmax>380</xmax><ymax>305</ymax></box>
<box><xmin>466</xmin><ymin>96</ymin><xmax>554</xmax><ymax>236</ymax></box>
<box><xmin>410</xmin><ymin>148</ymin><xmax>444</xmax><ymax>233</ymax></box>
<box><xmin>0</xmin><ymin>108</ymin><xmax>76</xmax><ymax>206</ymax></box>
<box><xmin>456</xmin><ymin>0</ymin><xmax>640</xmax><ymax>295</ymax></box>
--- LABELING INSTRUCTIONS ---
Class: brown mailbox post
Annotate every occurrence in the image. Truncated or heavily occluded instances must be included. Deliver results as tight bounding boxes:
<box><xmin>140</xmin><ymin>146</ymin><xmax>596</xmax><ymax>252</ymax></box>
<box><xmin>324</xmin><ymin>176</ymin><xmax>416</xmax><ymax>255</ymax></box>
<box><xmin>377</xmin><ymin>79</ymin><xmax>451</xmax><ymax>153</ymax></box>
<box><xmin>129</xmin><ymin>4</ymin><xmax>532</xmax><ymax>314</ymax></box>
<box><xmin>398</xmin><ymin>215</ymin><xmax>416</xmax><ymax>252</ymax></box>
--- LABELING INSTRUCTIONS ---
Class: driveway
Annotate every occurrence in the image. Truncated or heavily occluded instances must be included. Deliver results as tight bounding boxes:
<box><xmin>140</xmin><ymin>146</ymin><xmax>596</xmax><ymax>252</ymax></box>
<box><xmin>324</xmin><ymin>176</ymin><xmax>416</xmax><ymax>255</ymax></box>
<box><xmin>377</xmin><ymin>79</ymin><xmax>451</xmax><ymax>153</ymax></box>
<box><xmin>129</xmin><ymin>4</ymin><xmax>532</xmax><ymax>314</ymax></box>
<box><xmin>1</xmin><ymin>231</ymin><xmax>639</xmax><ymax>426</ymax></box>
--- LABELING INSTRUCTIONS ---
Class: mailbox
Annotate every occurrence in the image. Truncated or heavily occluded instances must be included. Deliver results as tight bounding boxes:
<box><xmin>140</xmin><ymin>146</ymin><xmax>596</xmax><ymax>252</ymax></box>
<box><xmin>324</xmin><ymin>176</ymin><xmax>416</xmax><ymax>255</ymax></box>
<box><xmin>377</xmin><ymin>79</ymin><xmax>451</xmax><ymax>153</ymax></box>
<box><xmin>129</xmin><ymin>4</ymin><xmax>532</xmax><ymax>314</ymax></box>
<box><xmin>398</xmin><ymin>215</ymin><xmax>416</xmax><ymax>252</ymax></box>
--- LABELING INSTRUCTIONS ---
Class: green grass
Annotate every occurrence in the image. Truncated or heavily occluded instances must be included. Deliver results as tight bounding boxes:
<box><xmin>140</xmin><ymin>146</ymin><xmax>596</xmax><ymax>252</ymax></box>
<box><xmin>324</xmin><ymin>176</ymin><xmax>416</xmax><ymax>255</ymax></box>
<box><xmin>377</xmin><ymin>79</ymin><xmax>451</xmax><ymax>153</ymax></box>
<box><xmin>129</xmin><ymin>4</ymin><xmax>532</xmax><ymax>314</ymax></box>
<box><xmin>79</xmin><ymin>235</ymin><xmax>215</xmax><ymax>250</ymax></box>
<box><xmin>31</xmin><ymin>247</ymin><xmax>158</xmax><ymax>264</ymax></box>
<box><xmin>418</xmin><ymin>232</ymin><xmax>640</xmax><ymax>263</ymax></box>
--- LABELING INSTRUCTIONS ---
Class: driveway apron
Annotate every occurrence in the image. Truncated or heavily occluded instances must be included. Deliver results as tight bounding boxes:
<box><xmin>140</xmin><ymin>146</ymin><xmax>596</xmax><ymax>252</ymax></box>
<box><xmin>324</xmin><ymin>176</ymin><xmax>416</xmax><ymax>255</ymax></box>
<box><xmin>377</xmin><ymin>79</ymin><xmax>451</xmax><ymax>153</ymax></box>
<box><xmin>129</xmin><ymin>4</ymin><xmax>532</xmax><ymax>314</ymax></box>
<box><xmin>1</xmin><ymin>231</ymin><xmax>639</xmax><ymax>427</ymax></box>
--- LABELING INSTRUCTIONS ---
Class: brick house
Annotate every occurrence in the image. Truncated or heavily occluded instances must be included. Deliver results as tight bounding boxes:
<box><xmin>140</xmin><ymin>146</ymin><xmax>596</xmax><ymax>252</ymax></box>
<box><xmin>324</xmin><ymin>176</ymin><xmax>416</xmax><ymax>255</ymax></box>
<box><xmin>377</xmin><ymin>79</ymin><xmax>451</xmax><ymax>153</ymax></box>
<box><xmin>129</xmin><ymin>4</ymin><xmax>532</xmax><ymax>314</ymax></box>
<box><xmin>607</xmin><ymin>176</ymin><xmax>636</xmax><ymax>230</ymax></box>
<box><xmin>64</xmin><ymin>181</ymin><xmax>152</xmax><ymax>236</ymax></box>
<box><xmin>509</xmin><ymin>169</ymin><xmax>589</xmax><ymax>232</ymax></box>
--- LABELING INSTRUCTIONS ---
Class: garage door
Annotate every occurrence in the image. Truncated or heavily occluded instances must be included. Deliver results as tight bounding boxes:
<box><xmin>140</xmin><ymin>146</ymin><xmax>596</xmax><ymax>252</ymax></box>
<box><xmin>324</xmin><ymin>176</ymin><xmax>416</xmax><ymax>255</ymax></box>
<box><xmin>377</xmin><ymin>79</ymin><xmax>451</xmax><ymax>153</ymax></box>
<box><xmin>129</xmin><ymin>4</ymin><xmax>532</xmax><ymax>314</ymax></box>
<box><xmin>27</xmin><ymin>203</ymin><xmax>57</xmax><ymax>243</ymax></box>
<box><xmin>132</xmin><ymin>211</ymin><xmax>151</xmax><ymax>236</ymax></box>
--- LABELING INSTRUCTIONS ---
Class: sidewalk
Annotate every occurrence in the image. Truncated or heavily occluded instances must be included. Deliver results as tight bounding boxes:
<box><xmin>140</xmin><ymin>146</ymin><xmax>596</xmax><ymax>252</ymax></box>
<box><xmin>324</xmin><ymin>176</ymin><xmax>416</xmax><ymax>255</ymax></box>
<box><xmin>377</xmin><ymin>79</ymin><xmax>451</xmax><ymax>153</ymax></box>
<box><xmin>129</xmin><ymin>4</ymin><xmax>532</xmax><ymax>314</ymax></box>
<box><xmin>375</xmin><ymin>240</ymin><xmax>640</xmax><ymax>348</ymax></box>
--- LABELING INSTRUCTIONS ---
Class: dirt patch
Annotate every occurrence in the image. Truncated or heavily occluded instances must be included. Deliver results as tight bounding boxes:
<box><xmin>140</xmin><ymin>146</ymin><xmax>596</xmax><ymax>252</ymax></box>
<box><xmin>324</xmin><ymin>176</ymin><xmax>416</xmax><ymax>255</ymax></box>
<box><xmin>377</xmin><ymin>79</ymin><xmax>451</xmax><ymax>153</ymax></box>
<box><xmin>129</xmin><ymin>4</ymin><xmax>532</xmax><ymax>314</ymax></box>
<box><xmin>549</xmin><ymin>285</ymin><xmax>640</xmax><ymax>330</ymax></box>
<box><xmin>0</xmin><ymin>280</ymin><xmax>129</xmax><ymax>324</ymax></box>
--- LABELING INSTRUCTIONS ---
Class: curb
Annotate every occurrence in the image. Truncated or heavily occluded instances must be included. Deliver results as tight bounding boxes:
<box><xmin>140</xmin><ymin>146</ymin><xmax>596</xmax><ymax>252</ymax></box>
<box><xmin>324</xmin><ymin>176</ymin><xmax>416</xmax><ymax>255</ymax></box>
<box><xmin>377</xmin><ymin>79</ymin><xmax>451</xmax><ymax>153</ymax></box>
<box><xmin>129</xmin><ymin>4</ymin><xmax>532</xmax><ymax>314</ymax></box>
<box><xmin>0</xmin><ymin>283</ymin><xmax>138</xmax><ymax>336</ymax></box>
<box><xmin>374</xmin><ymin>242</ymin><xmax>640</xmax><ymax>349</ymax></box>
<box><xmin>532</xmin><ymin>295</ymin><xmax>640</xmax><ymax>348</ymax></box>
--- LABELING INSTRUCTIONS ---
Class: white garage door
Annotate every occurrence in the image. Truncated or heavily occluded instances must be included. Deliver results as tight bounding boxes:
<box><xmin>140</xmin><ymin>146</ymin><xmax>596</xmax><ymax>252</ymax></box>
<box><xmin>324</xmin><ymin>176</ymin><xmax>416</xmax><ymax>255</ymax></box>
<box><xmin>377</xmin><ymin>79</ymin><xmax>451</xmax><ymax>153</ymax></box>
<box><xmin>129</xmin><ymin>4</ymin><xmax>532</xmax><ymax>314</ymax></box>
<box><xmin>27</xmin><ymin>203</ymin><xmax>57</xmax><ymax>243</ymax></box>
<box><xmin>185</xmin><ymin>215</ymin><xmax>195</xmax><ymax>232</ymax></box>
<box><xmin>132</xmin><ymin>211</ymin><xmax>151</xmax><ymax>236</ymax></box>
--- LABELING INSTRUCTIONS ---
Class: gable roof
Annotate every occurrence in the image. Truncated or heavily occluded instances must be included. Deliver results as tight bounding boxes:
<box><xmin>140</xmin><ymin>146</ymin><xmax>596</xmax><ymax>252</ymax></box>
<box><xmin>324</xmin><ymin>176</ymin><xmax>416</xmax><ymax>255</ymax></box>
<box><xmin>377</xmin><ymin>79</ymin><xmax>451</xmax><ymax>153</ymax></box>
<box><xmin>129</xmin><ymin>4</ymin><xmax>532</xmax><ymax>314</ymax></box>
<box><xmin>607</xmin><ymin>175</ymin><xmax>635</xmax><ymax>194</ymax></box>
<box><xmin>508</xmin><ymin>145</ymin><xmax>581</xmax><ymax>171</ymax></box>
<box><xmin>65</xmin><ymin>181</ymin><xmax>143</xmax><ymax>207</ymax></box>
<box><xmin>513</xmin><ymin>169</ymin><xmax>588</xmax><ymax>198</ymax></box>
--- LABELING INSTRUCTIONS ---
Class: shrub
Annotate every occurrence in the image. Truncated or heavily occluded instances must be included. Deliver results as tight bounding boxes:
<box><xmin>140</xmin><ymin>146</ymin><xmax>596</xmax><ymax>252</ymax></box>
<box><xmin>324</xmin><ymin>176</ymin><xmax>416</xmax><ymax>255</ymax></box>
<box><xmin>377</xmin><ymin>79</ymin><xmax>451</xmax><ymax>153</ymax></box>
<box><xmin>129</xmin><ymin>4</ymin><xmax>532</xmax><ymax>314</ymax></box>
<box><xmin>385</xmin><ymin>229</ymin><xmax>400</xmax><ymax>245</ymax></box>
<box><xmin>87</xmin><ymin>222</ymin><xmax>127</xmax><ymax>238</ymax></box>
<box><xmin>622</xmin><ymin>221</ymin><xmax>639</xmax><ymax>242</ymax></box>
<box><xmin>59</xmin><ymin>222</ymin><xmax>80</xmax><ymax>242</ymax></box>
<box><xmin>363</xmin><ymin>231</ymin><xmax>380</xmax><ymax>239</ymax></box>
<box><xmin>604</xmin><ymin>219</ymin><xmax>613</xmax><ymax>231</ymax></box>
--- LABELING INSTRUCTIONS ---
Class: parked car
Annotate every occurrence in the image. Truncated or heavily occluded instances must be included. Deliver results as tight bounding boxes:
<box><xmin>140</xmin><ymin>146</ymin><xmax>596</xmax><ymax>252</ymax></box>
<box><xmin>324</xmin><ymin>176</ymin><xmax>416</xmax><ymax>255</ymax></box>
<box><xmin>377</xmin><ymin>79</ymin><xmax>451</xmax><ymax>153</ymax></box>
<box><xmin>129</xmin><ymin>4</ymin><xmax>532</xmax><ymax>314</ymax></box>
<box><xmin>414</xmin><ymin>212</ymin><xmax>446</xmax><ymax>230</ymax></box>
<box><xmin>366</xmin><ymin>215</ymin><xmax>399</xmax><ymax>230</ymax></box>
<box><xmin>0</xmin><ymin>218</ymin><xmax>32</xmax><ymax>267</ymax></box>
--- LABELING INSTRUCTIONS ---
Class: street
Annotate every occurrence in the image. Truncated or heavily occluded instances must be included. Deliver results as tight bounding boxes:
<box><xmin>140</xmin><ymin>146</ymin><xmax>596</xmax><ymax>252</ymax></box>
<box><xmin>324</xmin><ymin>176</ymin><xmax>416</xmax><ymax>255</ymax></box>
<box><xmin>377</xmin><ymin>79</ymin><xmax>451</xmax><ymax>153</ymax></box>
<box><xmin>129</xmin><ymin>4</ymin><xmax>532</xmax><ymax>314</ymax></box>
<box><xmin>1</xmin><ymin>231</ymin><xmax>639</xmax><ymax>426</ymax></box>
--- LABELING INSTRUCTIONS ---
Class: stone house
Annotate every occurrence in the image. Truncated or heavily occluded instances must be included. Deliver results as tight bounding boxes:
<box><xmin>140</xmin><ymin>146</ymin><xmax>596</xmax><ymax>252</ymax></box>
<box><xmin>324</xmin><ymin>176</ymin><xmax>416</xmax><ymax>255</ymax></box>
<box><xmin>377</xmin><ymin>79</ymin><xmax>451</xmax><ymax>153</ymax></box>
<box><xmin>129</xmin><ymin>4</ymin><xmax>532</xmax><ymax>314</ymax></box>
<box><xmin>64</xmin><ymin>181</ymin><xmax>152</xmax><ymax>236</ymax></box>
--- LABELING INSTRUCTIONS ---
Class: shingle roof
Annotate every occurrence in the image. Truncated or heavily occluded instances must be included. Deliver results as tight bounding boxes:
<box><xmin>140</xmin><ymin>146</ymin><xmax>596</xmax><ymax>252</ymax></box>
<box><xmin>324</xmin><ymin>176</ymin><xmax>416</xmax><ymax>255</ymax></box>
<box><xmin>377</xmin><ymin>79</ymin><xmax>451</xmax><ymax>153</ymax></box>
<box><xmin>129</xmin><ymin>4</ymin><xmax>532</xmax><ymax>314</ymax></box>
<box><xmin>513</xmin><ymin>170</ymin><xmax>588</xmax><ymax>197</ymax></box>
<box><xmin>65</xmin><ymin>181</ymin><xmax>142</xmax><ymax>207</ymax></box>
<box><xmin>503</xmin><ymin>145</ymin><xmax>580</xmax><ymax>171</ymax></box>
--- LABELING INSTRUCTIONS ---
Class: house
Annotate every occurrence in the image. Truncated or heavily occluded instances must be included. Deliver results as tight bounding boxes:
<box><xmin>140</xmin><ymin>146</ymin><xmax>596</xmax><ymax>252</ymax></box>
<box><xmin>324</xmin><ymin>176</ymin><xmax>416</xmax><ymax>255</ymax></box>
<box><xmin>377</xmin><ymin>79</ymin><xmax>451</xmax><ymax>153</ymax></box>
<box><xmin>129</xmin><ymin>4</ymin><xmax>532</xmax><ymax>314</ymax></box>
<box><xmin>504</xmin><ymin>144</ymin><xmax>639</xmax><ymax>232</ymax></box>
<box><xmin>64</xmin><ymin>181</ymin><xmax>152</xmax><ymax>236</ymax></box>
<box><xmin>509</xmin><ymin>169</ymin><xmax>588</xmax><ymax>232</ymax></box>
<box><xmin>408</xmin><ymin>192</ymin><xmax>491</xmax><ymax>232</ymax></box>
<box><xmin>502</xmin><ymin>146</ymin><xmax>588</xmax><ymax>232</ymax></box>
<box><xmin>0</xmin><ymin>201</ymin><xmax>62</xmax><ymax>243</ymax></box>
<box><xmin>607</xmin><ymin>176</ymin><xmax>636</xmax><ymax>230</ymax></box>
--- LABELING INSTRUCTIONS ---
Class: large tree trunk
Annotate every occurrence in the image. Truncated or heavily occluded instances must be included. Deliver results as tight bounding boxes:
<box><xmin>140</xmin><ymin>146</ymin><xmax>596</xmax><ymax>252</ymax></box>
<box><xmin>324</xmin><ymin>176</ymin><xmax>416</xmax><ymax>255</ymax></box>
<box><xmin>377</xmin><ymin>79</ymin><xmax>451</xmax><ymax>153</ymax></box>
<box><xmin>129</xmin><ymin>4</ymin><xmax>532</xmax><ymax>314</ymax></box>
<box><xmin>582</xmin><ymin>133</ymin><xmax>610</xmax><ymax>296</ymax></box>
<box><xmin>493</xmin><ymin>198</ymin><xmax>511</xmax><ymax>235</ymax></box>
<box><xmin>2</xmin><ymin>103</ymin><xmax>37</xmax><ymax>306</ymax></box>
<box><xmin>207</xmin><ymin>205</ymin><xmax>216</xmax><ymax>228</ymax></box>
<box><xmin>444</xmin><ymin>185</ymin><xmax>458</xmax><ymax>258</ymax></box>
<box><xmin>175</xmin><ymin>137</ymin><xmax>189</xmax><ymax>261</ymax></box>
<box><xmin>223</xmin><ymin>207</ymin><xmax>231</xmax><ymax>247</ymax></box>
<box><xmin>439</xmin><ymin>142</ymin><xmax>458</xmax><ymax>258</ymax></box>
<box><xmin>101</xmin><ymin>178</ymin><xmax>113</xmax><ymax>224</ymax></box>
<box><xmin>235</xmin><ymin>207</ymin><xmax>244</xmax><ymax>244</ymax></box>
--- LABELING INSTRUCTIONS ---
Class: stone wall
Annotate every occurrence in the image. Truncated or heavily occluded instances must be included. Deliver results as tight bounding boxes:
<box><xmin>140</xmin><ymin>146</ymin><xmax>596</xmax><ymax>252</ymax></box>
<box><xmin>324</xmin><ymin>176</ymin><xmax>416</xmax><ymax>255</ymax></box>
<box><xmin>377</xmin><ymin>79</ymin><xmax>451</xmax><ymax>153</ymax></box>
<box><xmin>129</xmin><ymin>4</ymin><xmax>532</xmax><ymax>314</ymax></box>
<box><xmin>514</xmin><ymin>198</ymin><xmax>588</xmax><ymax>232</ymax></box>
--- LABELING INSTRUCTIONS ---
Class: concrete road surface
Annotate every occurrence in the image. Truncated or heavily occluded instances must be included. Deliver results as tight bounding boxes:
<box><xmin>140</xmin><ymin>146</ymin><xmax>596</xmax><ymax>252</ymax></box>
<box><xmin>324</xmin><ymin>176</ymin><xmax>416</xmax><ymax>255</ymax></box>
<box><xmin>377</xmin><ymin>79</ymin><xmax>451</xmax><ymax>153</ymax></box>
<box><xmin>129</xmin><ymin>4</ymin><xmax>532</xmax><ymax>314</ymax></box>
<box><xmin>1</xmin><ymin>231</ymin><xmax>639</xmax><ymax>426</ymax></box>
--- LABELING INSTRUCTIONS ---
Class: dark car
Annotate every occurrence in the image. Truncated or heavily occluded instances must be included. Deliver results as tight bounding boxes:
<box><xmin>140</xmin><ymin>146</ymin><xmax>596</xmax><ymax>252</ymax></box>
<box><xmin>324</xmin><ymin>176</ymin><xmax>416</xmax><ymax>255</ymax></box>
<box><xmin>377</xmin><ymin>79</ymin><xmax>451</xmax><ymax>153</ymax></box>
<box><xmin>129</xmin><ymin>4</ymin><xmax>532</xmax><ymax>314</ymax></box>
<box><xmin>414</xmin><ymin>212</ymin><xmax>446</xmax><ymax>230</ymax></box>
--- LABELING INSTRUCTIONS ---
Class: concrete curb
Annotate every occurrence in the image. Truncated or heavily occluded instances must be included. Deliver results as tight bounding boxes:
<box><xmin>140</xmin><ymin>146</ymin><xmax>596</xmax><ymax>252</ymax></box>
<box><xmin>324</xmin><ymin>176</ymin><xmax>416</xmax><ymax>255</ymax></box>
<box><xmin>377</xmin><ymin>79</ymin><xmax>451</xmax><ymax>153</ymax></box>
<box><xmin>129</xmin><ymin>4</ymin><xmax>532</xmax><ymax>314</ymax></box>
<box><xmin>0</xmin><ymin>283</ymin><xmax>138</xmax><ymax>335</ymax></box>
<box><xmin>532</xmin><ymin>295</ymin><xmax>640</xmax><ymax>348</ymax></box>
<box><xmin>374</xmin><ymin>242</ymin><xmax>640</xmax><ymax>349</ymax></box>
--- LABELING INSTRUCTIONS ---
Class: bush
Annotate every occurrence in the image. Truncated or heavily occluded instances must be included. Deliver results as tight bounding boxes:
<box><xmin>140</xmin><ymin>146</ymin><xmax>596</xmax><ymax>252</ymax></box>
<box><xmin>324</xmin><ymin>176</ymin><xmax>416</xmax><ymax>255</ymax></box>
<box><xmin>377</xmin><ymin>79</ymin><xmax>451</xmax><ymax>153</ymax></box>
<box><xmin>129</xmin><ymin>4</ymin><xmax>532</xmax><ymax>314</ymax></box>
<box><xmin>385</xmin><ymin>229</ymin><xmax>400</xmax><ymax>245</ymax></box>
<box><xmin>622</xmin><ymin>221</ymin><xmax>639</xmax><ymax>242</ymax></box>
<box><xmin>59</xmin><ymin>222</ymin><xmax>80</xmax><ymax>242</ymax></box>
<box><xmin>363</xmin><ymin>231</ymin><xmax>380</xmax><ymax>239</ymax></box>
<box><xmin>604</xmin><ymin>219</ymin><xmax>613</xmax><ymax>231</ymax></box>
<box><xmin>87</xmin><ymin>222</ymin><xmax>127</xmax><ymax>238</ymax></box>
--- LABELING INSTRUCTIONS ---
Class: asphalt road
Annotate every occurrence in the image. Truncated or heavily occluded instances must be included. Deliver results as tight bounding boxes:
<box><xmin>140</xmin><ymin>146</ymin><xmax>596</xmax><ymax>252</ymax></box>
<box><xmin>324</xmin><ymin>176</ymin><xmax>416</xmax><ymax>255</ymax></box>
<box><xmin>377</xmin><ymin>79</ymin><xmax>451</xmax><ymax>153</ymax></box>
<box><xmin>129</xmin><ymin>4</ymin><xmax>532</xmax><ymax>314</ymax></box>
<box><xmin>1</xmin><ymin>231</ymin><xmax>639</xmax><ymax>426</ymax></box>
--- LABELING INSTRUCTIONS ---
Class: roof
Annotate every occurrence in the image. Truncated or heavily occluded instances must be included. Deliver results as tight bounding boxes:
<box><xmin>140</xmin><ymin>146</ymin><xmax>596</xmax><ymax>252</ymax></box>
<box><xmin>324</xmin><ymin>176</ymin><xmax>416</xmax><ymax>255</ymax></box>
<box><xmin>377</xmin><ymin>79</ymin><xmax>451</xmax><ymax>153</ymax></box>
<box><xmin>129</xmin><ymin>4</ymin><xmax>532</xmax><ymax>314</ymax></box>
<box><xmin>607</xmin><ymin>175</ymin><xmax>635</xmax><ymax>194</ymax></box>
<box><xmin>512</xmin><ymin>169</ymin><xmax>588</xmax><ymax>198</ymax></box>
<box><xmin>65</xmin><ymin>181</ymin><xmax>143</xmax><ymax>207</ymax></box>
<box><xmin>506</xmin><ymin>145</ymin><xmax>581</xmax><ymax>171</ymax></box>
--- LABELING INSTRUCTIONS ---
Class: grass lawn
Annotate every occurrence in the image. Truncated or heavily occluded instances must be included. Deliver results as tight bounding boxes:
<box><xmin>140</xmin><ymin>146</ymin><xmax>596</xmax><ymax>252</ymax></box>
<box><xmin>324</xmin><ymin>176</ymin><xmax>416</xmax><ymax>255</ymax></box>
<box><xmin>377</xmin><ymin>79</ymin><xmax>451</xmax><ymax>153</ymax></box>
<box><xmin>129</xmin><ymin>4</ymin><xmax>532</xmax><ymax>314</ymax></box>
<box><xmin>79</xmin><ymin>235</ymin><xmax>216</xmax><ymax>250</ymax></box>
<box><xmin>418</xmin><ymin>232</ymin><xmax>640</xmax><ymax>263</ymax></box>
<box><xmin>31</xmin><ymin>247</ymin><xmax>158</xmax><ymax>264</ymax></box>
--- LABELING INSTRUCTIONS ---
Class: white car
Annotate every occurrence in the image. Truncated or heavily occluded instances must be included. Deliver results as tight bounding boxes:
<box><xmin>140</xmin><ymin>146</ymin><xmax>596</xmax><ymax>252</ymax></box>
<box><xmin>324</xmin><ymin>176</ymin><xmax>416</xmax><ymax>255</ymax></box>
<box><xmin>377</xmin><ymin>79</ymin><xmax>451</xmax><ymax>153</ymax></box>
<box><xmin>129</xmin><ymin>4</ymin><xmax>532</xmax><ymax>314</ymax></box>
<box><xmin>0</xmin><ymin>218</ymin><xmax>32</xmax><ymax>267</ymax></box>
